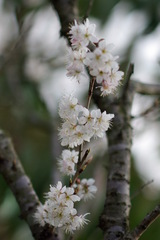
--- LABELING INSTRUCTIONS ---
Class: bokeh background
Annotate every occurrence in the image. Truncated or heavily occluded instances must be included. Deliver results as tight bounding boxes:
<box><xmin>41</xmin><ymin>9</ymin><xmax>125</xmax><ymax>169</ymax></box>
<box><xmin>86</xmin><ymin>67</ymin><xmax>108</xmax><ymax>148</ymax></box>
<box><xmin>0</xmin><ymin>0</ymin><xmax>160</xmax><ymax>239</ymax></box>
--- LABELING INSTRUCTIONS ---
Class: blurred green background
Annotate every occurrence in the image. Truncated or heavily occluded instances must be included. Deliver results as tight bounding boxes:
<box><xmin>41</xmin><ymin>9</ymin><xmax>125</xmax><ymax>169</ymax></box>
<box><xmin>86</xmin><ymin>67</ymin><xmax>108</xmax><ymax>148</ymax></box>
<box><xmin>0</xmin><ymin>0</ymin><xmax>160</xmax><ymax>239</ymax></box>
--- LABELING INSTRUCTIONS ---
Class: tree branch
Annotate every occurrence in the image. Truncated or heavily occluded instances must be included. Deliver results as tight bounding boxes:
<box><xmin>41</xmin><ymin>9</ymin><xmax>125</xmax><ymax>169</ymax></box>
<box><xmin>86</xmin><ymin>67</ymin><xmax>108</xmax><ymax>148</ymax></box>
<box><xmin>131</xmin><ymin>80</ymin><xmax>160</xmax><ymax>95</ymax></box>
<box><xmin>0</xmin><ymin>130</ymin><xmax>59</xmax><ymax>240</ymax></box>
<box><xmin>128</xmin><ymin>204</ymin><xmax>160</xmax><ymax>240</ymax></box>
<box><xmin>83</xmin><ymin>0</ymin><xmax>94</xmax><ymax>20</ymax></box>
<box><xmin>131</xmin><ymin>179</ymin><xmax>154</xmax><ymax>200</ymax></box>
<box><xmin>50</xmin><ymin>0</ymin><xmax>78</xmax><ymax>39</ymax></box>
<box><xmin>131</xmin><ymin>98</ymin><xmax>159</xmax><ymax>119</ymax></box>
<box><xmin>93</xmin><ymin>72</ymin><xmax>134</xmax><ymax>240</ymax></box>
<box><xmin>121</xmin><ymin>63</ymin><xmax>134</xmax><ymax>99</ymax></box>
<box><xmin>0</xmin><ymin>11</ymin><xmax>35</xmax><ymax>72</ymax></box>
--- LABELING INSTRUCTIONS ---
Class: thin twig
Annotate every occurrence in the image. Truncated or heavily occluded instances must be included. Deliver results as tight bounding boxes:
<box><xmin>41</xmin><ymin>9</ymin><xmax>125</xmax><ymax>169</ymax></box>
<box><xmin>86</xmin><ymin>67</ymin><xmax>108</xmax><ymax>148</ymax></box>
<box><xmin>129</xmin><ymin>204</ymin><xmax>160</xmax><ymax>240</ymax></box>
<box><xmin>78</xmin><ymin>144</ymin><xmax>83</xmax><ymax>162</ymax></box>
<box><xmin>70</xmin><ymin>149</ymin><xmax>90</xmax><ymax>186</ymax></box>
<box><xmin>86</xmin><ymin>77</ymin><xmax>96</xmax><ymax>109</ymax></box>
<box><xmin>83</xmin><ymin>0</ymin><xmax>94</xmax><ymax>20</ymax></box>
<box><xmin>131</xmin><ymin>80</ymin><xmax>160</xmax><ymax>95</ymax></box>
<box><xmin>74</xmin><ymin>76</ymin><xmax>95</xmax><ymax>183</ymax></box>
<box><xmin>131</xmin><ymin>179</ymin><xmax>154</xmax><ymax>200</ymax></box>
<box><xmin>121</xmin><ymin>63</ymin><xmax>134</xmax><ymax>99</ymax></box>
<box><xmin>0</xmin><ymin>13</ymin><xmax>35</xmax><ymax>72</ymax></box>
<box><xmin>131</xmin><ymin>99</ymin><xmax>159</xmax><ymax>119</ymax></box>
<box><xmin>68</xmin><ymin>235</ymin><xmax>74</xmax><ymax>240</ymax></box>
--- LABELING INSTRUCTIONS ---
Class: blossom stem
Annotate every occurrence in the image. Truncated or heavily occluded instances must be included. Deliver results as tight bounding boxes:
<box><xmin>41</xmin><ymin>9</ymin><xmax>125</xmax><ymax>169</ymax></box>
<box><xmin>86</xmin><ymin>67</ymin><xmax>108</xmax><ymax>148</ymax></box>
<box><xmin>78</xmin><ymin>144</ymin><xmax>83</xmax><ymax>162</ymax></box>
<box><xmin>83</xmin><ymin>0</ymin><xmax>94</xmax><ymax>20</ymax></box>
<box><xmin>75</xmin><ymin>76</ymin><xmax>95</xmax><ymax>183</ymax></box>
<box><xmin>70</xmin><ymin>149</ymin><xmax>90</xmax><ymax>186</ymax></box>
<box><xmin>86</xmin><ymin>77</ymin><xmax>96</xmax><ymax>109</ymax></box>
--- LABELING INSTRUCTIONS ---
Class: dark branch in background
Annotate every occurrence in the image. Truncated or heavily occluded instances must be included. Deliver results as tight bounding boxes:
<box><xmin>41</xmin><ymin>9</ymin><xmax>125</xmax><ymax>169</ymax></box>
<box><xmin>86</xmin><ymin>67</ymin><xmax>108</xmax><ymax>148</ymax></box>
<box><xmin>83</xmin><ymin>0</ymin><xmax>94</xmax><ymax>20</ymax></box>
<box><xmin>0</xmin><ymin>12</ymin><xmax>35</xmax><ymax>72</ymax></box>
<box><xmin>131</xmin><ymin>179</ymin><xmax>154</xmax><ymax>200</ymax></box>
<box><xmin>86</xmin><ymin>77</ymin><xmax>96</xmax><ymax>108</ymax></box>
<box><xmin>131</xmin><ymin>98</ymin><xmax>159</xmax><ymax>119</ymax></box>
<box><xmin>132</xmin><ymin>80</ymin><xmax>160</xmax><ymax>95</ymax></box>
<box><xmin>0</xmin><ymin>130</ymin><xmax>59</xmax><ymax>240</ymax></box>
<box><xmin>93</xmin><ymin>65</ymin><xmax>134</xmax><ymax>240</ymax></box>
<box><xmin>126</xmin><ymin>204</ymin><xmax>160</xmax><ymax>240</ymax></box>
<box><xmin>50</xmin><ymin>0</ymin><xmax>78</xmax><ymax>40</ymax></box>
<box><xmin>121</xmin><ymin>63</ymin><xmax>134</xmax><ymax>99</ymax></box>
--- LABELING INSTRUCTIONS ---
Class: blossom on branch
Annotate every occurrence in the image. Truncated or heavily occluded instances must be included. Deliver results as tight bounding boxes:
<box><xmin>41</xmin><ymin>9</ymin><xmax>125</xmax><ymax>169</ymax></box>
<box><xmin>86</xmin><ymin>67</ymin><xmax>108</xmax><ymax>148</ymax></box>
<box><xmin>58</xmin><ymin>95</ymin><xmax>114</xmax><ymax>148</ymax></box>
<box><xmin>68</xmin><ymin>18</ymin><xmax>124</xmax><ymax>96</ymax></box>
<box><xmin>69</xmin><ymin>19</ymin><xmax>97</xmax><ymax>50</ymax></box>
<box><xmin>73</xmin><ymin>178</ymin><xmax>97</xmax><ymax>201</ymax></box>
<box><xmin>58</xmin><ymin>149</ymin><xmax>79</xmax><ymax>176</ymax></box>
<box><xmin>34</xmin><ymin>181</ymin><xmax>89</xmax><ymax>234</ymax></box>
<box><xmin>34</xmin><ymin>18</ymin><xmax>122</xmax><ymax>235</ymax></box>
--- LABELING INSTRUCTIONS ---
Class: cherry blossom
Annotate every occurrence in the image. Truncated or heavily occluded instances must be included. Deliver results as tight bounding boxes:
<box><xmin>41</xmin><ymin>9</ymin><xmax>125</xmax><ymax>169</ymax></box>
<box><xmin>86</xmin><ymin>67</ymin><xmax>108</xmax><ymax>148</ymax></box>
<box><xmin>73</xmin><ymin>178</ymin><xmax>97</xmax><ymax>201</ymax></box>
<box><xmin>34</xmin><ymin>181</ymin><xmax>88</xmax><ymax>234</ymax></box>
<box><xmin>59</xmin><ymin>95</ymin><xmax>114</xmax><ymax>148</ymax></box>
<box><xmin>35</xmin><ymin>18</ymin><xmax>124</xmax><ymax>235</ymax></box>
<box><xmin>58</xmin><ymin>150</ymin><xmax>78</xmax><ymax>176</ymax></box>
<box><xmin>68</xmin><ymin>18</ymin><xmax>124</xmax><ymax>95</ymax></box>
<box><xmin>69</xmin><ymin>19</ymin><xmax>97</xmax><ymax>50</ymax></box>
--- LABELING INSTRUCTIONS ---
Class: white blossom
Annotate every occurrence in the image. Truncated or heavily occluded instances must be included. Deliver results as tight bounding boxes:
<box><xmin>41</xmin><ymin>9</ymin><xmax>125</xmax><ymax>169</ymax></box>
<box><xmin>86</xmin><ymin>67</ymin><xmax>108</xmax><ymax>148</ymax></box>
<box><xmin>34</xmin><ymin>181</ymin><xmax>89</xmax><ymax>233</ymax></box>
<box><xmin>90</xmin><ymin>66</ymin><xmax>109</xmax><ymax>84</ymax></box>
<box><xmin>100</xmin><ymin>80</ymin><xmax>115</xmax><ymax>96</ymax></box>
<box><xmin>62</xmin><ymin>212</ymin><xmax>90</xmax><ymax>234</ymax></box>
<box><xmin>58</xmin><ymin>159</ymin><xmax>76</xmax><ymax>176</ymax></box>
<box><xmin>59</xmin><ymin>95</ymin><xmax>114</xmax><ymax>147</ymax></box>
<box><xmin>109</xmin><ymin>67</ymin><xmax>124</xmax><ymax>83</ymax></box>
<box><xmin>45</xmin><ymin>181</ymin><xmax>66</xmax><ymax>200</ymax></box>
<box><xmin>68</xmin><ymin>18</ymin><xmax>124</xmax><ymax>92</ymax></box>
<box><xmin>104</xmin><ymin>55</ymin><xmax>119</xmax><ymax>72</ymax></box>
<box><xmin>63</xmin><ymin>187</ymin><xmax>80</xmax><ymax>208</ymax></box>
<box><xmin>62</xmin><ymin>149</ymin><xmax>79</xmax><ymax>163</ymax></box>
<box><xmin>69</xmin><ymin>19</ymin><xmax>97</xmax><ymax>50</ymax></box>
<box><xmin>67</xmin><ymin>48</ymin><xmax>87</xmax><ymax>68</ymax></box>
<box><xmin>98</xmin><ymin>40</ymin><xmax>114</xmax><ymax>59</ymax></box>
<box><xmin>100</xmin><ymin>67</ymin><xmax>124</xmax><ymax>96</ymax></box>
<box><xmin>93</xmin><ymin>111</ymin><xmax>114</xmax><ymax>138</ymax></box>
<box><xmin>85</xmin><ymin>48</ymin><xmax>106</xmax><ymax>69</ymax></box>
<box><xmin>74</xmin><ymin>178</ymin><xmax>97</xmax><ymax>201</ymax></box>
<box><xmin>59</xmin><ymin>95</ymin><xmax>78</xmax><ymax>120</ymax></box>
<box><xmin>79</xmin><ymin>18</ymin><xmax>97</xmax><ymax>46</ymax></box>
<box><xmin>34</xmin><ymin>204</ymin><xmax>46</xmax><ymax>226</ymax></box>
<box><xmin>67</xmin><ymin>63</ymin><xmax>88</xmax><ymax>82</ymax></box>
<box><xmin>58</xmin><ymin>149</ymin><xmax>79</xmax><ymax>176</ymax></box>
<box><xmin>69</xmin><ymin>20</ymin><xmax>84</xmax><ymax>50</ymax></box>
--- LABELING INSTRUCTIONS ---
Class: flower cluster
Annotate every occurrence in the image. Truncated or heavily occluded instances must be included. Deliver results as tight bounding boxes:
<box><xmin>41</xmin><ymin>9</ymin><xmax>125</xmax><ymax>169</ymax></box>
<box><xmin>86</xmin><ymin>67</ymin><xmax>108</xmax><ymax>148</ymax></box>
<box><xmin>67</xmin><ymin>19</ymin><xmax>124</xmax><ymax>96</ymax></box>
<box><xmin>34</xmin><ymin>181</ymin><xmax>89</xmax><ymax>234</ymax></box>
<box><xmin>59</xmin><ymin>95</ymin><xmax>114</xmax><ymax>148</ymax></box>
<box><xmin>58</xmin><ymin>149</ymin><xmax>79</xmax><ymax>176</ymax></box>
<box><xmin>35</xmin><ymin>18</ymin><xmax>123</xmax><ymax>235</ymax></box>
<box><xmin>73</xmin><ymin>178</ymin><xmax>97</xmax><ymax>201</ymax></box>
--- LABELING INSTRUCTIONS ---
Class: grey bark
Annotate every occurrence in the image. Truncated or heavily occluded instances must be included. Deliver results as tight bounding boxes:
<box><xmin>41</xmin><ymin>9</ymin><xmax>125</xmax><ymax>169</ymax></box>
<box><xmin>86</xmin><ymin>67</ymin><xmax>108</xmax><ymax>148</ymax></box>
<box><xmin>131</xmin><ymin>80</ymin><xmax>160</xmax><ymax>95</ymax></box>
<box><xmin>50</xmin><ymin>0</ymin><xmax>78</xmax><ymax>39</ymax></box>
<box><xmin>0</xmin><ymin>130</ymin><xmax>59</xmax><ymax>240</ymax></box>
<box><xmin>93</xmin><ymin>65</ymin><xmax>134</xmax><ymax>239</ymax></box>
